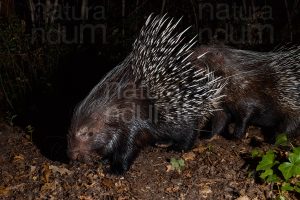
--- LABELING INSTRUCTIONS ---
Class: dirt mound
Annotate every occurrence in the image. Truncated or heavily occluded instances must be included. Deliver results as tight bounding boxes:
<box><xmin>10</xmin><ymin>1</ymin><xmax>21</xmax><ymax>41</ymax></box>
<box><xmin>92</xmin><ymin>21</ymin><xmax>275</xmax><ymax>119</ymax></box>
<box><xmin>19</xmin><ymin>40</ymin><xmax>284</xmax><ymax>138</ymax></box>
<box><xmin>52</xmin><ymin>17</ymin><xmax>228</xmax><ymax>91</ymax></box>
<box><xmin>0</xmin><ymin>124</ymin><xmax>299</xmax><ymax>199</ymax></box>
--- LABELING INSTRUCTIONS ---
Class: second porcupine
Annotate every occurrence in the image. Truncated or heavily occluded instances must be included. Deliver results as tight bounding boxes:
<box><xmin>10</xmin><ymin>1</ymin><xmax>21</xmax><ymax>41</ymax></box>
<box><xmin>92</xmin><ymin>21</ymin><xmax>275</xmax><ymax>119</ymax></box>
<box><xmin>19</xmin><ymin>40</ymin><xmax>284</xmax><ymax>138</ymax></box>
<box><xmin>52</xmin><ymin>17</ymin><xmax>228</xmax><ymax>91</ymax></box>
<box><xmin>191</xmin><ymin>45</ymin><xmax>300</xmax><ymax>140</ymax></box>
<box><xmin>67</xmin><ymin>15</ymin><xmax>225</xmax><ymax>174</ymax></box>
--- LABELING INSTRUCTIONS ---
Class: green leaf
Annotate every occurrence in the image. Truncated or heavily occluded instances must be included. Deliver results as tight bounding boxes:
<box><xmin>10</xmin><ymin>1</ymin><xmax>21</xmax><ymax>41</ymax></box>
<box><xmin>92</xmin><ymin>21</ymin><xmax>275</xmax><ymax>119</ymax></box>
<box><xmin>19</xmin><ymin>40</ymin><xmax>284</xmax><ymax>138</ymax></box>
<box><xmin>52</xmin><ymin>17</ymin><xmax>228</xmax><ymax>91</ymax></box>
<box><xmin>275</xmin><ymin>134</ymin><xmax>288</xmax><ymax>146</ymax></box>
<box><xmin>278</xmin><ymin>195</ymin><xmax>285</xmax><ymax>200</ymax></box>
<box><xmin>178</xmin><ymin>159</ymin><xmax>185</xmax><ymax>167</ymax></box>
<box><xmin>289</xmin><ymin>152</ymin><xmax>300</xmax><ymax>165</ymax></box>
<box><xmin>256</xmin><ymin>150</ymin><xmax>277</xmax><ymax>171</ymax></box>
<box><xmin>170</xmin><ymin>158</ymin><xmax>185</xmax><ymax>172</ymax></box>
<box><xmin>278</xmin><ymin>162</ymin><xmax>294</xmax><ymax>180</ymax></box>
<box><xmin>281</xmin><ymin>183</ymin><xmax>294</xmax><ymax>191</ymax></box>
<box><xmin>251</xmin><ymin>149</ymin><xmax>263</xmax><ymax>158</ymax></box>
<box><xmin>293</xmin><ymin>147</ymin><xmax>300</xmax><ymax>154</ymax></box>
<box><xmin>278</xmin><ymin>149</ymin><xmax>300</xmax><ymax>180</ymax></box>
<box><xmin>293</xmin><ymin>165</ymin><xmax>300</xmax><ymax>176</ymax></box>
<box><xmin>266</xmin><ymin>174</ymin><xmax>280</xmax><ymax>183</ymax></box>
<box><xmin>260</xmin><ymin>168</ymin><xmax>273</xmax><ymax>180</ymax></box>
<box><xmin>294</xmin><ymin>186</ymin><xmax>300</xmax><ymax>193</ymax></box>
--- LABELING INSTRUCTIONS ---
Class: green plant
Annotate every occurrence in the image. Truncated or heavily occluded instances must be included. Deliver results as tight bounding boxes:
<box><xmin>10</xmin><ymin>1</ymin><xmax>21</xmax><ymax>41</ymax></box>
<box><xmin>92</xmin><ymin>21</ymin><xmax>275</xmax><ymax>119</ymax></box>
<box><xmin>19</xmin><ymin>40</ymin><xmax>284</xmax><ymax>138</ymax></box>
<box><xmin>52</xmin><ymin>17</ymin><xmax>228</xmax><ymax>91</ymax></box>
<box><xmin>170</xmin><ymin>158</ymin><xmax>185</xmax><ymax>173</ymax></box>
<box><xmin>25</xmin><ymin>125</ymin><xmax>35</xmax><ymax>142</ymax></box>
<box><xmin>251</xmin><ymin>134</ymin><xmax>300</xmax><ymax>199</ymax></box>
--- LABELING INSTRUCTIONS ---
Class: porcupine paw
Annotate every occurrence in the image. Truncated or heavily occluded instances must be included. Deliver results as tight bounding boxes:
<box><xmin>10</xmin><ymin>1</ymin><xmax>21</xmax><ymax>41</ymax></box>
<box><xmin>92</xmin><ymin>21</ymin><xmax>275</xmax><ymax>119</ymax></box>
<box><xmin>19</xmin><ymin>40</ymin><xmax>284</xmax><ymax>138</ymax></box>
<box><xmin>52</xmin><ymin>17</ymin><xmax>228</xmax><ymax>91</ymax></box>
<box><xmin>211</xmin><ymin>110</ymin><xmax>231</xmax><ymax>138</ymax></box>
<box><xmin>167</xmin><ymin>137</ymin><xmax>196</xmax><ymax>152</ymax></box>
<box><xmin>168</xmin><ymin>144</ymin><xmax>192</xmax><ymax>152</ymax></box>
<box><xmin>106</xmin><ymin>161</ymin><xmax>129</xmax><ymax>175</ymax></box>
<box><xmin>155</xmin><ymin>139</ymin><xmax>174</xmax><ymax>148</ymax></box>
<box><xmin>232</xmin><ymin>129</ymin><xmax>246</xmax><ymax>140</ymax></box>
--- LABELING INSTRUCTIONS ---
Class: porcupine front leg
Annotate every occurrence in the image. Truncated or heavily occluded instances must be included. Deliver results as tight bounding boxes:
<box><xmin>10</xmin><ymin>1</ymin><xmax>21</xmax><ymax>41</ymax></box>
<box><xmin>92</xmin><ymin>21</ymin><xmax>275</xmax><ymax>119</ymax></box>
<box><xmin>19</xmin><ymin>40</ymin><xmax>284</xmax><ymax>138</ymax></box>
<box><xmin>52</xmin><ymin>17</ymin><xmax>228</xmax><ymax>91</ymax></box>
<box><xmin>233</xmin><ymin>107</ymin><xmax>254</xmax><ymax>139</ymax></box>
<box><xmin>169</xmin><ymin>127</ymin><xmax>198</xmax><ymax>152</ymax></box>
<box><xmin>211</xmin><ymin>110</ymin><xmax>231</xmax><ymax>138</ymax></box>
<box><xmin>108</xmin><ymin>124</ymin><xmax>153</xmax><ymax>174</ymax></box>
<box><xmin>108</xmin><ymin>136</ymin><xmax>140</xmax><ymax>175</ymax></box>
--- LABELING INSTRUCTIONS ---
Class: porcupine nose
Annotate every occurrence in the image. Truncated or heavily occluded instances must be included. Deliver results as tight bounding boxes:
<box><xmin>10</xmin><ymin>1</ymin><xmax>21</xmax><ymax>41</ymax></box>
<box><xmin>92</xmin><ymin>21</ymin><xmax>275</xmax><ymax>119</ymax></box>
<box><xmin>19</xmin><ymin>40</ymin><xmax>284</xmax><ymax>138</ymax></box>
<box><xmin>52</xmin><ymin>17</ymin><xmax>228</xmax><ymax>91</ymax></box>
<box><xmin>68</xmin><ymin>150</ymin><xmax>79</xmax><ymax>161</ymax></box>
<box><xmin>68</xmin><ymin>149</ymin><xmax>94</xmax><ymax>163</ymax></box>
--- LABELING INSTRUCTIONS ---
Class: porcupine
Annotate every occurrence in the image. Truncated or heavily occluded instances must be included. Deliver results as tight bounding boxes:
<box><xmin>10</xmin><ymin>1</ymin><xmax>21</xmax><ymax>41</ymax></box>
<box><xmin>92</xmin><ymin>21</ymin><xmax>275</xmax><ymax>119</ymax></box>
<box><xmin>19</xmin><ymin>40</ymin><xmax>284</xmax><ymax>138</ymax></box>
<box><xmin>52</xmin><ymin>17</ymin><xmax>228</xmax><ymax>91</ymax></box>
<box><xmin>67</xmin><ymin>14</ymin><xmax>225</xmax><ymax>174</ymax></box>
<box><xmin>68</xmin><ymin>14</ymin><xmax>300</xmax><ymax>174</ymax></box>
<box><xmin>190</xmin><ymin>45</ymin><xmax>300</xmax><ymax>140</ymax></box>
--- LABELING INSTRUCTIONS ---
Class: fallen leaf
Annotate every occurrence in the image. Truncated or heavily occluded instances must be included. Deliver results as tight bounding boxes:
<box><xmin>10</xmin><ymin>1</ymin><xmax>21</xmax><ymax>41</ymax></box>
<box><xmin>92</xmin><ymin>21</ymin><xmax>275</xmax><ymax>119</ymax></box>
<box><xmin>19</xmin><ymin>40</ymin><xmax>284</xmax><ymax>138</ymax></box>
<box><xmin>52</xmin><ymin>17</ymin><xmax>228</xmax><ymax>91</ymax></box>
<box><xmin>182</xmin><ymin>152</ymin><xmax>196</xmax><ymax>161</ymax></box>
<box><xmin>236</xmin><ymin>196</ymin><xmax>250</xmax><ymax>200</ymax></box>
<box><xmin>102</xmin><ymin>178</ymin><xmax>114</xmax><ymax>188</ymax></box>
<box><xmin>192</xmin><ymin>145</ymin><xmax>207</xmax><ymax>153</ymax></box>
<box><xmin>118</xmin><ymin>196</ymin><xmax>130</xmax><ymax>200</ymax></box>
<box><xmin>42</xmin><ymin>163</ymin><xmax>51</xmax><ymax>183</ymax></box>
<box><xmin>79</xmin><ymin>195</ymin><xmax>93</xmax><ymax>200</ymax></box>
<box><xmin>41</xmin><ymin>181</ymin><xmax>57</xmax><ymax>192</ymax></box>
<box><xmin>166</xmin><ymin>164</ymin><xmax>174</xmax><ymax>172</ymax></box>
<box><xmin>183</xmin><ymin>170</ymin><xmax>192</xmax><ymax>178</ymax></box>
<box><xmin>30</xmin><ymin>165</ymin><xmax>36</xmax><ymax>173</ymax></box>
<box><xmin>166</xmin><ymin>186</ymin><xmax>180</xmax><ymax>193</ymax></box>
<box><xmin>49</xmin><ymin>165</ymin><xmax>73</xmax><ymax>176</ymax></box>
<box><xmin>0</xmin><ymin>186</ymin><xmax>11</xmax><ymax>196</ymax></box>
<box><xmin>0</xmin><ymin>184</ymin><xmax>25</xmax><ymax>196</ymax></box>
<box><xmin>13</xmin><ymin>154</ymin><xmax>24</xmax><ymax>162</ymax></box>
<box><xmin>199</xmin><ymin>186</ymin><xmax>212</xmax><ymax>198</ymax></box>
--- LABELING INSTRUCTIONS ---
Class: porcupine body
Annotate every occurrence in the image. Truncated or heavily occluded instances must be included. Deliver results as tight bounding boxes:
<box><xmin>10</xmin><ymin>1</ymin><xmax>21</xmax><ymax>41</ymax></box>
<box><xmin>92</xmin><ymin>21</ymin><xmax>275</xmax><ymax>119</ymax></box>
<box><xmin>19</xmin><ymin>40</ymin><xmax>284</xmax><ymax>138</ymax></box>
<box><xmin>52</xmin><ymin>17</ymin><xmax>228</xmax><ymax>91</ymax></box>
<box><xmin>67</xmin><ymin>15</ymin><xmax>224</xmax><ymax>174</ymax></box>
<box><xmin>191</xmin><ymin>45</ymin><xmax>300</xmax><ymax>140</ymax></box>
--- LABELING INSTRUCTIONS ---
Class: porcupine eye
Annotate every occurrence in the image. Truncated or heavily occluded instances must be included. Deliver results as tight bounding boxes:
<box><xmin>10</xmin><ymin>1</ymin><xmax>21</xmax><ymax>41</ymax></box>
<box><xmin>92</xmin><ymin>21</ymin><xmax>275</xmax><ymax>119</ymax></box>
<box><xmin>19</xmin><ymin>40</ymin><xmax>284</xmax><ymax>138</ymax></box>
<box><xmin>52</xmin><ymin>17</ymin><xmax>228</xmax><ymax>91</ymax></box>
<box><xmin>87</xmin><ymin>132</ymin><xmax>94</xmax><ymax>137</ymax></box>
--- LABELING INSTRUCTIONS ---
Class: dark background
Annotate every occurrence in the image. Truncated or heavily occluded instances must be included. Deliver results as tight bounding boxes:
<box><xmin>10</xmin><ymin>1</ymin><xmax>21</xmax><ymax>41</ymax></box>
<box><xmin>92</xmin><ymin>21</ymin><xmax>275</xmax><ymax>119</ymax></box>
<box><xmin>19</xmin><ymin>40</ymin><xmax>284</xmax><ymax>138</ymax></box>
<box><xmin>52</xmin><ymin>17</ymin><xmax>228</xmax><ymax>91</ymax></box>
<box><xmin>0</xmin><ymin>0</ymin><xmax>299</xmax><ymax>162</ymax></box>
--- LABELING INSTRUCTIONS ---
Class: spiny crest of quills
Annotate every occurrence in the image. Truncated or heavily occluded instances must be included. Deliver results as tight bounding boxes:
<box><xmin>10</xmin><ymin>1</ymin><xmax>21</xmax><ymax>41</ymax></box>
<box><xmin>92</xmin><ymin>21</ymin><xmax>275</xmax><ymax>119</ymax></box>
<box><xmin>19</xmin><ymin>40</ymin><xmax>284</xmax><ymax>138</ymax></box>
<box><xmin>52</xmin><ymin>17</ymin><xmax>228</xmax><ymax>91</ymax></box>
<box><xmin>271</xmin><ymin>46</ymin><xmax>300</xmax><ymax>110</ymax></box>
<box><xmin>129</xmin><ymin>14</ymin><xmax>226</xmax><ymax>121</ymax></box>
<box><xmin>74</xmin><ymin>63</ymin><xmax>131</xmax><ymax>121</ymax></box>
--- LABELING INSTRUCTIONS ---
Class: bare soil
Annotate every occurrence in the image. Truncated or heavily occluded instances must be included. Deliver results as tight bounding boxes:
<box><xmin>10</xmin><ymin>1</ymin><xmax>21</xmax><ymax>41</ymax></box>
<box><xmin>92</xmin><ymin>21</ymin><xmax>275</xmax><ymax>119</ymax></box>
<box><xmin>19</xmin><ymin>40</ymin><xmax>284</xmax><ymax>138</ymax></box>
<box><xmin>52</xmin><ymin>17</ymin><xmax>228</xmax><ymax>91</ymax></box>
<box><xmin>0</xmin><ymin>123</ymin><xmax>299</xmax><ymax>200</ymax></box>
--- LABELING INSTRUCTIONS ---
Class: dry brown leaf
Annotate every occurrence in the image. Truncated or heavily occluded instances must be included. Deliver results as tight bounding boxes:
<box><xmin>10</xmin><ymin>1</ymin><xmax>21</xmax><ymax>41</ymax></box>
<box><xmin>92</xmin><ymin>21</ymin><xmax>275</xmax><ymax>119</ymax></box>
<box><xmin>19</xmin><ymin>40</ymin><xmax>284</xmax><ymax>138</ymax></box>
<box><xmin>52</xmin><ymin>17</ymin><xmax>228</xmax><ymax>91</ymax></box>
<box><xmin>79</xmin><ymin>195</ymin><xmax>93</xmax><ymax>200</ymax></box>
<box><xmin>236</xmin><ymin>196</ymin><xmax>250</xmax><ymax>200</ymax></box>
<box><xmin>42</xmin><ymin>163</ymin><xmax>51</xmax><ymax>183</ymax></box>
<box><xmin>166</xmin><ymin>164</ymin><xmax>174</xmax><ymax>172</ymax></box>
<box><xmin>192</xmin><ymin>145</ymin><xmax>207</xmax><ymax>153</ymax></box>
<box><xmin>41</xmin><ymin>181</ymin><xmax>57</xmax><ymax>192</ymax></box>
<box><xmin>49</xmin><ymin>165</ymin><xmax>73</xmax><ymax>176</ymax></box>
<box><xmin>0</xmin><ymin>186</ymin><xmax>11</xmax><ymax>197</ymax></box>
<box><xmin>199</xmin><ymin>186</ymin><xmax>212</xmax><ymax>198</ymax></box>
<box><xmin>165</xmin><ymin>187</ymin><xmax>173</xmax><ymax>193</ymax></box>
<box><xmin>0</xmin><ymin>184</ymin><xmax>25</xmax><ymax>197</ymax></box>
<box><xmin>102</xmin><ymin>178</ymin><xmax>114</xmax><ymax>188</ymax></box>
<box><xmin>183</xmin><ymin>170</ymin><xmax>192</xmax><ymax>178</ymax></box>
<box><xmin>30</xmin><ymin>165</ymin><xmax>36</xmax><ymax>173</ymax></box>
<box><xmin>118</xmin><ymin>196</ymin><xmax>130</xmax><ymax>200</ymax></box>
<box><xmin>182</xmin><ymin>152</ymin><xmax>196</xmax><ymax>161</ymax></box>
<box><xmin>166</xmin><ymin>186</ymin><xmax>180</xmax><ymax>193</ymax></box>
<box><xmin>13</xmin><ymin>154</ymin><xmax>24</xmax><ymax>162</ymax></box>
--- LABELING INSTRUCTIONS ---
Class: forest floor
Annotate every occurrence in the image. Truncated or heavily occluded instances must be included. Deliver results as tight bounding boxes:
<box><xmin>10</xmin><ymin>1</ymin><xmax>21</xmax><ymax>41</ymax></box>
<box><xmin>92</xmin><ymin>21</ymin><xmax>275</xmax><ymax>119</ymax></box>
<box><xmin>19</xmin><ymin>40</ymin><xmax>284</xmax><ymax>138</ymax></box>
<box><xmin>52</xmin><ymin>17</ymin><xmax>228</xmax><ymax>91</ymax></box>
<box><xmin>0</xmin><ymin>122</ymin><xmax>299</xmax><ymax>200</ymax></box>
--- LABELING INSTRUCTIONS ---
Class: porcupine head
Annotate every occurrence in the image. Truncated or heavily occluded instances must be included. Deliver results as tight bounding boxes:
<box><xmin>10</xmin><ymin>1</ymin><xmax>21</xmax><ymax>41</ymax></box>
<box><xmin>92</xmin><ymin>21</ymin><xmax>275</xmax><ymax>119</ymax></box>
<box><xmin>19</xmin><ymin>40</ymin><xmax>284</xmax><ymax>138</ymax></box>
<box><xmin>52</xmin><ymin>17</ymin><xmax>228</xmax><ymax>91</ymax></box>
<box><xmin>67</xmin><ymin>14</ymin><xmax>225</xmax><ymax>174</ymax></box>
